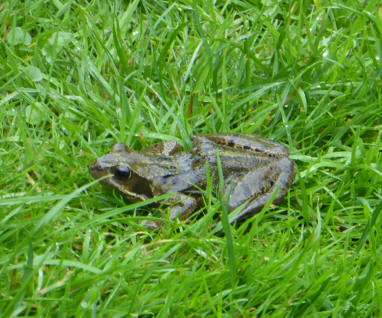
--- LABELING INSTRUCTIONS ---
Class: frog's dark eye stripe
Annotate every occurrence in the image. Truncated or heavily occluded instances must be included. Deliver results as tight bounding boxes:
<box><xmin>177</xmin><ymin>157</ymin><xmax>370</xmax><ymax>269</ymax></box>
<box><xmin>113</xmin><ymin>165</ymin><xmax>132</xmax><ymax>179</ymax></box>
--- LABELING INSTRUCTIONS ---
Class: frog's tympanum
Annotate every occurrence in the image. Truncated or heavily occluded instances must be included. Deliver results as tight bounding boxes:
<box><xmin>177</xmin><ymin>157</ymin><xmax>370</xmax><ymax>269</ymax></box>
<box><xmin>89</xmin><ymin>134</ymin><xmax>295</xmax><ymax>229</ymax></box>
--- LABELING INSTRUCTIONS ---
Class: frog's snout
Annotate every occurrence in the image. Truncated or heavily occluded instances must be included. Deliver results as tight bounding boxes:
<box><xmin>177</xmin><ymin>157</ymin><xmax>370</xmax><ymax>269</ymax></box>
<box><xmin>89</xmin><ymin>158</ymin><xmax>112</xmax><ymax>179</ymax></box>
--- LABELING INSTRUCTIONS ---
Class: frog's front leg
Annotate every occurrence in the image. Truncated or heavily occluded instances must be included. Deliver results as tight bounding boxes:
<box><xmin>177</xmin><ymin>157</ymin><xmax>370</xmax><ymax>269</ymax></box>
<box><xmin>143</xmin><ymin>193</ymin><xmax>198</xmax><ymax>230</ymax></box>
<box><xmin>226</xmin><ymin>157</ymin><xmax>295</xmax><ymax>224</ymax></box>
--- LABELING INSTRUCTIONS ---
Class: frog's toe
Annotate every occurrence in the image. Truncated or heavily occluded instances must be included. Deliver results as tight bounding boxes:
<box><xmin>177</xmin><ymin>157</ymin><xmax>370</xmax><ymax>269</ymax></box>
<box><xmin>142</xmin><ymin>220</ymin><xmax>163</xmax><ymax>230</ymax></box>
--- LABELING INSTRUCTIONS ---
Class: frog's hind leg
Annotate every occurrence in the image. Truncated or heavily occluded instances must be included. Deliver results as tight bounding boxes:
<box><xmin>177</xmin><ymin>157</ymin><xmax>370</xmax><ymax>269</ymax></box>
<box><xmin>226</xmin><ymin>157</ymin><xmax>295</xmax><ymax>224</ymax></box>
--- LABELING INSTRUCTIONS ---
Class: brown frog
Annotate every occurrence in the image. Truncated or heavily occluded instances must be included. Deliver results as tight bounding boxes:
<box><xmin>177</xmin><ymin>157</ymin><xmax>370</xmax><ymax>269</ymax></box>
<box><xmin>89</xmin><ymin>134</ymin><xmax>295</xmax><ymax>228</ymax></box>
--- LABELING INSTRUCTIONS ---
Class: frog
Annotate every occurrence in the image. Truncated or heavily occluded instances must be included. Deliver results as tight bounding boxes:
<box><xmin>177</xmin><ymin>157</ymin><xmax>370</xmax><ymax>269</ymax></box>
<box><xmin>89</xmin><ymin>134</ymin><xmax>295</xmax><ymax>229</ymax></box>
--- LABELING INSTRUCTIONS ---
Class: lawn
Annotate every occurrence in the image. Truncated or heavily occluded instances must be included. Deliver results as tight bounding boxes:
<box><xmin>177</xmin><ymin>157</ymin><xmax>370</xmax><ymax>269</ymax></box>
<box><xmin>1</xmin><ymin>0</ymin><xmax>382</xmax><ymax>316</ymax></box>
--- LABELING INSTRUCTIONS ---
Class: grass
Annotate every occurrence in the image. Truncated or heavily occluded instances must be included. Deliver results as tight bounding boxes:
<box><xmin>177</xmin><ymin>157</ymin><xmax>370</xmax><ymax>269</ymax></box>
<box><xmin>1</xmin><ymin>0</ymin><xmax>382</xmax><ymax>316</ymax></box>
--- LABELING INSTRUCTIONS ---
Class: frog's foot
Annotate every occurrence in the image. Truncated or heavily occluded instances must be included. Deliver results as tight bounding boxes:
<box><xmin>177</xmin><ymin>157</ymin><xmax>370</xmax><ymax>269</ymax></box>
<box><xmin>141</xmin><ymin>219</ymin><xmax>163</xmax><ymax>230</ymax></box>
<box><xmin>140</xmin><ymin>194</ymin><xmax>198</xmax><ymax>230</ymax></box>
<box><xmin>168</xmin><ymin>194</ymin><xmax>198</xmax><ymax>221</ymax></box>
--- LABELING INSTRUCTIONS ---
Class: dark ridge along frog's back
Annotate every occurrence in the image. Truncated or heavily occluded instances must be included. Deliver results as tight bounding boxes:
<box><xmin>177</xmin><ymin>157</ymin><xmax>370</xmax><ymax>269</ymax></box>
<box><xmin>89</xmin><ymin>134</ymin><xmax>295</xmax><ymax>229</ymax></box>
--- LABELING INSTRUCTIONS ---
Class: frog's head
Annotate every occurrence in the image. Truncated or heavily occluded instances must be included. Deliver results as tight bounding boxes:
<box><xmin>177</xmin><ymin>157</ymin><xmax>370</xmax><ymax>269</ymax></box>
<box><xmin>89</xmin><ymin>144</ymin><xmax>153</xmax><ymax>201</ymax></box>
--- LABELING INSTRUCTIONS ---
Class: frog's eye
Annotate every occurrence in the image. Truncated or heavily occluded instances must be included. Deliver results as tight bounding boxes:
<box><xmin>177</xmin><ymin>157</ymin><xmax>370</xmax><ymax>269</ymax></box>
<box><xmin>113</xmin><ymin>165</ymin><xmax>132</xmax><ymax>179</ymax></box>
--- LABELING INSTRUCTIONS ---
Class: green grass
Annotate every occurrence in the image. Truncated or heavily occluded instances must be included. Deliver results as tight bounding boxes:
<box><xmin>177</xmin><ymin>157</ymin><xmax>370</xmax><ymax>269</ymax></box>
<box><xmin>1</xmin><ymin>0</ymin><xmax>382</xmax><ymax>316</ymax></box>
